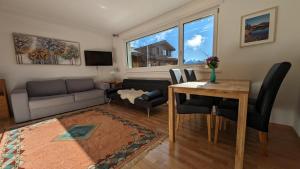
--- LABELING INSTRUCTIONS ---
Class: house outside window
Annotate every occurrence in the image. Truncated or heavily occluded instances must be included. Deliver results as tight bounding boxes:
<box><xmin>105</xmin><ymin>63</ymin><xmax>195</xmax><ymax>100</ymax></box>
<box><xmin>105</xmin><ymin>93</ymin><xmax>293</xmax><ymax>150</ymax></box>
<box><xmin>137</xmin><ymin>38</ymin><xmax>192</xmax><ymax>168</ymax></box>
<box><xmin>127</xmin><ymin>27</ymin><xmax>179</xmax><ymax>68</ymax></box>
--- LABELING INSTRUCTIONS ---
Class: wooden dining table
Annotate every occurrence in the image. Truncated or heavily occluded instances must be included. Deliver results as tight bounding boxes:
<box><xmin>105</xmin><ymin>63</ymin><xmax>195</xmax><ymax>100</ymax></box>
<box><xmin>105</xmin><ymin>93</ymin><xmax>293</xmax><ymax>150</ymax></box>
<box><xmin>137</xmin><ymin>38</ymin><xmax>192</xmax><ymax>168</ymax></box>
<box><xmin>168</xmin><ymin>80</ymin><xmax>251</xmax><ymax>169</ymax></box>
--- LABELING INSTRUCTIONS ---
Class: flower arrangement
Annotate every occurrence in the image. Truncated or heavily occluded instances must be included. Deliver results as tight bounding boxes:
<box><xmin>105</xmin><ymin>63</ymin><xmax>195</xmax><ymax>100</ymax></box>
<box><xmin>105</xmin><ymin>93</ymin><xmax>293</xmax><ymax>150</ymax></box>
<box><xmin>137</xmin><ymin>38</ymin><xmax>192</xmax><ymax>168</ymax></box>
<box><xmin>206</xmin><ymin>56</ymin><xmax>220</xmax><ymax>83</ymax></box>
<box><xmin>206</xmin><ymin>56</ymin><xmax>219</xmax><ymax>69</ymax></box>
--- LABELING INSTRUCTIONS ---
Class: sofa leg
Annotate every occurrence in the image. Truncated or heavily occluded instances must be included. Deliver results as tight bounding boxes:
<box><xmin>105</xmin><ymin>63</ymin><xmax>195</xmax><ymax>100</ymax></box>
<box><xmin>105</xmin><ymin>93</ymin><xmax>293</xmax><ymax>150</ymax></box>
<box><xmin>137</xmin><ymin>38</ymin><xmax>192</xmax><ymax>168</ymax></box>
<box><xmin>147</xmin><ymin>108</ymin><xmax>150</xmax><ymax>118</ymax></box>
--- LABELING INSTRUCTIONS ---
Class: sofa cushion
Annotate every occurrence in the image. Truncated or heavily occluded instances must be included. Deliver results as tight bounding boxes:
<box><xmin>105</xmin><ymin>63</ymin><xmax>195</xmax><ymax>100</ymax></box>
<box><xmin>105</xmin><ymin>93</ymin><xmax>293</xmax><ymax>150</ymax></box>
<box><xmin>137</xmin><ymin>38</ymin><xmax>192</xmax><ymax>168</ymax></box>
<box><xmin>141</xmin><ymin>90</ymin><xmax>162</xmax><ymax>101</ymax></box>
<box><xmin>74</xmin><ymin>89</ymin><xmax>104</xmax><ymax>102</ymax></box>
<box><xmin>27</xmin><ymin>79</ymin><xmax>67</xmax><ymax>97</ymax></box>
<box><xmin>66</xmin><ymin>78</ymin><xmax>95</xmax><ymax>93</ymax></box>
<box><xmin>29</xmin><ymin>94</ymin><xmax>74</xmax><ymax>110</ymax></box>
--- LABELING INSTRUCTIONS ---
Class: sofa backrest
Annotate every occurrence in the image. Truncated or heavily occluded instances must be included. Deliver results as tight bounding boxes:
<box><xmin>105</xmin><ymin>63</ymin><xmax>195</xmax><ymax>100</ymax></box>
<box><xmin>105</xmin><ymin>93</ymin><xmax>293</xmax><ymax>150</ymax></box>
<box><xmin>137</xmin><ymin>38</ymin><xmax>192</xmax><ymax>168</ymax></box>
<box><xmin>66</xmin><ymin>78</ymin><xmax>95</xmax><ymax>93</ymax></box>
<box><xmin>122</xmin><ymin>79</ymin><xmax>170</xmax><ymax>97</ymax></box>
<box><xmin>27</xmin><ymin>79</ymin><xmax>67</xmax><ymax>97</ymax></box>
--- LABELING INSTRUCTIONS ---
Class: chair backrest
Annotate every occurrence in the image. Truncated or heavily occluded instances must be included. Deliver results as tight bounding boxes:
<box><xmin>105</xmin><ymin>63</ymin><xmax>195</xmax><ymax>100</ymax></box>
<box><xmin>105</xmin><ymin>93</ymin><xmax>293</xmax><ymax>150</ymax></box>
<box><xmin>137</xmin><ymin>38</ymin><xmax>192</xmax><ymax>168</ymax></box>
<box><xmin>256</xmin><ymin>62</ymin><xmax>291</xmax><ymax>127</ymax></box>
<box><xmin>184</xmin><ymin>68</ymin><xmax>197</xmax><ymax>82</ymax></box>
<box><xmin>169</xmin><ymin>69</ymin><xmax>186</xmax><ymax>104</ymax></box>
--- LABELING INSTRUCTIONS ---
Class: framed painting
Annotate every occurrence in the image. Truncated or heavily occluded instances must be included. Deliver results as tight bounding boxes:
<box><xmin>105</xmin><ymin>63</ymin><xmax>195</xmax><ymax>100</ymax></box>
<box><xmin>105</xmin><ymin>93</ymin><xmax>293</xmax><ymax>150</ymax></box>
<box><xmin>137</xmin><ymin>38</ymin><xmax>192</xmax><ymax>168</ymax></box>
<box><xmin>240</xmin><ymin>7</ymin><xmax>277</xmax><ymax>47</ymax></box>
<box><xmin>12</xmin><ymin>33</ymin><xmax>81</xmax><ymax>65</ymax></box>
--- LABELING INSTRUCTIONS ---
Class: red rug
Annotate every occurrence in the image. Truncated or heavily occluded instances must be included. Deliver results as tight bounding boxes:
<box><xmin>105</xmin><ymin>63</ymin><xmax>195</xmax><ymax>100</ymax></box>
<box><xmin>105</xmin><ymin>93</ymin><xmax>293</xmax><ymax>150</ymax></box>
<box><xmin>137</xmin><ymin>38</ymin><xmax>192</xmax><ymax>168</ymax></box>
<box><xmin>0</xmin><ymin>108</ymin><xmax>165</xmax><ymax>169</ymax></box>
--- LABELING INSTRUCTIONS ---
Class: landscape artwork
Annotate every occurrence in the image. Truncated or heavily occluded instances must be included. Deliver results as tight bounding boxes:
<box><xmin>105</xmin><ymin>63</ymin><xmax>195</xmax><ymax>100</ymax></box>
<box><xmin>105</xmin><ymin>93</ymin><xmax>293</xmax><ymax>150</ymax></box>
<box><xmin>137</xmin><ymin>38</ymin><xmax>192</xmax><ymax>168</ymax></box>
<box><xmin>13</xmin><ymin>33</ymin><xmax>81</xmax><ymax>65</ymax></box>
<box><xmin>241</xmin><ymin>7</ymin><xmax>277</xmax><ymax>47</ymax></box>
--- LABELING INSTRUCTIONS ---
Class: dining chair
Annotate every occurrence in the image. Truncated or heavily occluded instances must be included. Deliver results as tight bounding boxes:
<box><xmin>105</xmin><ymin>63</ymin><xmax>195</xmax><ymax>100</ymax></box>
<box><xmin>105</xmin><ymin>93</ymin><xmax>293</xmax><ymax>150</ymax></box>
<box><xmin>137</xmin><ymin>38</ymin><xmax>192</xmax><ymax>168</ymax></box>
<box><xmin>184</xmin><ymin>68</ymin><xmax>221</xmax><ymax>106</ymax></box>
<box><xmin>214</xmin><ymin>62</ymin><xmax>291</xmax><ymax>144</ymax></box>
<box><xmin>169</xmin><ymin>69</ymin><xmax>214</xmax><ymax>142</ymax></box>
<box><xmin>184</xmin><ymin>68</ymin><xmax>206</xmax><ymax>100</ymax></box>
<box><xmin>184</xmin><ymin>68</ymin><xmax>197</xmax><ymax>82</ymax></box>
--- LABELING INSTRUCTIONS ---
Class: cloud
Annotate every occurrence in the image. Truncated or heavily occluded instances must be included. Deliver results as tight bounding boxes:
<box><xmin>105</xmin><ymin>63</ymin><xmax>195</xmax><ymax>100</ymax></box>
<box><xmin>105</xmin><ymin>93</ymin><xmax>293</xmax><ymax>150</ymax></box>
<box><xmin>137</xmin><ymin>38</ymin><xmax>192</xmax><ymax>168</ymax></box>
<box><xmin>153</xmin><ymin>29</ymin><xmax>173</xmax><ymax>41</ymax></box>
<box><xmin>130</xmin><ymin>40</ymin><xmax>139</xmax><ymax>48</ymax></box>
<box><xmin>130</xmin><ymin>29</ymin><xmax>174</xmax><ymax>49</ymax></box>
<box><xmin>187</xmin><ymin>35</ymin><xmax>203</xmax><ymax>50</ymax></box>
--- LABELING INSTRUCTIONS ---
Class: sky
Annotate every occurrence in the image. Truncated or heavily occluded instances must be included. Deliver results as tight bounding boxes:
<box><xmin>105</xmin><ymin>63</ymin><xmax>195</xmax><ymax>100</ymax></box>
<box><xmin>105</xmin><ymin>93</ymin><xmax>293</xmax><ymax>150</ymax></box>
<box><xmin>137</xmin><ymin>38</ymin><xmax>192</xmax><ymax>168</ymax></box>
<box><xmin>245</xmin><ymin>13</ymin><xmax>270</xmax><ymax>26</ymax></box>
<box><xmin>129</xmin><ymin>15</ymin><xmax>215</xmax><ymax>64</ymax></box>
<box><xmin>183</xmin><ymin>15</ymin><xmax>214</xmax><ymax>64</ymax></box>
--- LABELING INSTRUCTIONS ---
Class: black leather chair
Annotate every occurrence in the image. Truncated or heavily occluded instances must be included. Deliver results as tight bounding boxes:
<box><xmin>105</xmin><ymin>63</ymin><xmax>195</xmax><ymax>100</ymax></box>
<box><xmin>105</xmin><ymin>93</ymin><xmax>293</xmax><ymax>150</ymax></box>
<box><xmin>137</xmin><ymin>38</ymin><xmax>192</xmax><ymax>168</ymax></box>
<box><xmin>170</xmin><ymin>69</ymin><xmax>213</xmax><ymax>142</ymax></box>
<box><xmin>214</xmin><ymin>62</ymin><xmax>291</xmax><ymax>143</ymax></box>
<box><xmin>184</xmin><ymin>68</ymin><xmax>197</xmax><ymax>82</ymax></box>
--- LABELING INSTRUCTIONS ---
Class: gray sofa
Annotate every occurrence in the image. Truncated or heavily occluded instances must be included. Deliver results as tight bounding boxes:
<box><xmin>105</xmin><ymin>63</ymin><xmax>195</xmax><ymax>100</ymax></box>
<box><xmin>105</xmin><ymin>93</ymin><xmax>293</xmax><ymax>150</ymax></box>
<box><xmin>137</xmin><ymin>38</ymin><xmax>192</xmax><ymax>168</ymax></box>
<box><xmin>11</xmin><ymin>78</ymin><xmax>109</xmax><ymax>123</ymax></box>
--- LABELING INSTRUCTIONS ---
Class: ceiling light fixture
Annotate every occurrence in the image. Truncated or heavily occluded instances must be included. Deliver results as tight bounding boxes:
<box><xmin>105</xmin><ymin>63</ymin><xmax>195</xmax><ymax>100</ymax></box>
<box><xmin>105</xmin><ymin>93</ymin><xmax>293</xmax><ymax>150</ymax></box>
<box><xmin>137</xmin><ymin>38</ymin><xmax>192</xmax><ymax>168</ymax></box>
<box><xmin>98</xmin><ymin>4</ymin><xmax>107</xmax><ymax>9</ymax></box>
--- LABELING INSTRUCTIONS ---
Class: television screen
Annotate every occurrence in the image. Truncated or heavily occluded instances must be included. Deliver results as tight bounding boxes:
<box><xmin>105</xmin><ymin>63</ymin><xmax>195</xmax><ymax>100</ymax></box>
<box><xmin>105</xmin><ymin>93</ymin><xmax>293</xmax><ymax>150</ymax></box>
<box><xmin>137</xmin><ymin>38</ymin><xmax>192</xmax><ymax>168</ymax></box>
<box><xmin>84</xmin><ymin>51</ymin><xmax>113</xmax><ymax>66</ymax></box>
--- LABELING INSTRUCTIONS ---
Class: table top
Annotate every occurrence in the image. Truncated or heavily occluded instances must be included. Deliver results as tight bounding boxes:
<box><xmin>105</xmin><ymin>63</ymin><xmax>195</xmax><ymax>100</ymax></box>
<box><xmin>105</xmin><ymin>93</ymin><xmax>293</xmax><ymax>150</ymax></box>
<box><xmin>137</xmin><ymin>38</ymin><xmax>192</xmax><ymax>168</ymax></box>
<box><xmin>169</xmin><ymin>80</ymin><xmax>250</xmax><ymax>94</ymax></box>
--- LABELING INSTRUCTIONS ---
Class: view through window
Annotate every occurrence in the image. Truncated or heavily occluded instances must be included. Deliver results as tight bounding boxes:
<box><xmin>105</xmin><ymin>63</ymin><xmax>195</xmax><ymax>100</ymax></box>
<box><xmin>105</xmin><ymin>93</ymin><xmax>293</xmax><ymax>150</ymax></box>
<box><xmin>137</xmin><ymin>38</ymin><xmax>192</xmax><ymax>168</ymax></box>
<box><xmin>183</xmin><ymin>15</ymin><xmax>215</xmax><ymax>64</ymax></box>
<box><xmin>127</xmin><ymin>27</ymin><xmax>179</xmax><ymax>68</ymax></box>
<box><xmin>126</xmin><ymin>12</ymin><xmax>217</xmax><ymax>68</ymax></box>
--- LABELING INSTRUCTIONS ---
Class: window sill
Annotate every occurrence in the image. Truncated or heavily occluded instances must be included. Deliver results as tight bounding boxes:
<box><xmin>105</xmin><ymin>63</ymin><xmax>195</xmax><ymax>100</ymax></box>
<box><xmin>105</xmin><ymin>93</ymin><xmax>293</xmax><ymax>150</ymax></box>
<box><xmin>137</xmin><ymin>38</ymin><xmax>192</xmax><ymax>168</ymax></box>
<box><xmin>125</xmin><ymin>65</ymin><xmax>221</xmax><ymax>74</ymax></box>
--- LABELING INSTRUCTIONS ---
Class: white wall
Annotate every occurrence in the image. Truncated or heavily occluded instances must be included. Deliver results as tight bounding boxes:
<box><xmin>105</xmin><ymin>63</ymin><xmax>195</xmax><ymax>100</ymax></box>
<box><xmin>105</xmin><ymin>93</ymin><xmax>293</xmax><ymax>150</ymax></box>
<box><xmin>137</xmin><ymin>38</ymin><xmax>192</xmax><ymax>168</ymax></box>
<box><xmin>113</xmin><ymin>0</ymin><xmax>300</xmax><ymax>135</ymax></box>
<box><xmin>217</xmin><ymin>0</ymin><xmax>300</xmax><ymax>135</ymax></box>
<box><xmin>294</xmin><ymin>91</ymin><xmax>300</xmax><ymax>136</ymax></box>
<box><xmin>0</xmin><ymin>11</ymin><xmax>114</xmax><ymax>92</ymax></box>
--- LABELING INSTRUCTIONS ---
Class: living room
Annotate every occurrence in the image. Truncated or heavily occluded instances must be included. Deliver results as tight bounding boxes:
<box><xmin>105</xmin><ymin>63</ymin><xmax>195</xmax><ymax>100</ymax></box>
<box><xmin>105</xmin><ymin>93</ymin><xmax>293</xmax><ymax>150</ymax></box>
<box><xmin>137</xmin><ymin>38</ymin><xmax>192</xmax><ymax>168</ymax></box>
<box><xmin>0</xmin><ymin>0</ymin><xmax>299</xmax><ymax>169</ymax></box>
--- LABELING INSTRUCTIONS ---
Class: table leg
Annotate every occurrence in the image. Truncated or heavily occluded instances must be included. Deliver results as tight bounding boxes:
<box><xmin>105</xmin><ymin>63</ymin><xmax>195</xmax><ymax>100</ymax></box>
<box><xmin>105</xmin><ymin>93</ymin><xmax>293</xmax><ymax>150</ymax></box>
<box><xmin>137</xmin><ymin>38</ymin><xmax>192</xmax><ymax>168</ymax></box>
<box><xmin>168</xmin><ymin>87</ymin><xmax>175</xmax><ymax>142</ymax></box>
<box><xmin>235</xmin><ymin>94</ymin><xmax>248</xmax><ymax>169</ymax></box>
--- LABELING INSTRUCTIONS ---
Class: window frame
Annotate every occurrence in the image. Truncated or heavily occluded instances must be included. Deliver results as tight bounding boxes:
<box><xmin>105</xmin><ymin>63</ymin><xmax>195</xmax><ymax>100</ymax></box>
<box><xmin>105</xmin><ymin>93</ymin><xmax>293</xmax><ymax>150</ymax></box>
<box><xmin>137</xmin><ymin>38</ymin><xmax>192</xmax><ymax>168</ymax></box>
<box><xmin>125</xmin><ymin>8</ymin><xmax>219</xmax><ymax>72</ymax></box>
<box><xmin>182</xmin><ymin>14</ymin><xmax>217</xmax><ymax>66</ymax></box>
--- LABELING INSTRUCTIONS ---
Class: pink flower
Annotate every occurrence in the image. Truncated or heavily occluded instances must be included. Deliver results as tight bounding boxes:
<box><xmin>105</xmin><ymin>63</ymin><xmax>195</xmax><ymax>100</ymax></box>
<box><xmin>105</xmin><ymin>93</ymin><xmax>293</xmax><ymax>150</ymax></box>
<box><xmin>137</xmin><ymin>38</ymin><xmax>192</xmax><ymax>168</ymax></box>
<box><xmin>206</xmin><ymin>56</ymin><xmax>220</xmax><ymax>69</ymax></box>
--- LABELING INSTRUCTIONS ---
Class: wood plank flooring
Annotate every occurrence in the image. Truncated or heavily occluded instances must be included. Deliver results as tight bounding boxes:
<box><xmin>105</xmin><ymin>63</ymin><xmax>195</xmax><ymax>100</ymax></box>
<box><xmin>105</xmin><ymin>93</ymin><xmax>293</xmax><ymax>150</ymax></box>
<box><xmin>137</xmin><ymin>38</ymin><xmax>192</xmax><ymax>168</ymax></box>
<box><xmin>1</xmin><ymin>103</ymin><xmax>300</xmax><ymax>169</ymax></box>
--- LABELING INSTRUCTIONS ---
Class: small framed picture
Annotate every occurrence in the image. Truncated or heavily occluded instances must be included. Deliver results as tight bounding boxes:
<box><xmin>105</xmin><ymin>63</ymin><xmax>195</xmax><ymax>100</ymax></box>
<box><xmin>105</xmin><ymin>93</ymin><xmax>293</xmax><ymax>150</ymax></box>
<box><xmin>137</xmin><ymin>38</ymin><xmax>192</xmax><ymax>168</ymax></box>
<box><xmin>240</xmin><ymin>7</ymin><xmax>278</xmax><ymax>47</ymax></box>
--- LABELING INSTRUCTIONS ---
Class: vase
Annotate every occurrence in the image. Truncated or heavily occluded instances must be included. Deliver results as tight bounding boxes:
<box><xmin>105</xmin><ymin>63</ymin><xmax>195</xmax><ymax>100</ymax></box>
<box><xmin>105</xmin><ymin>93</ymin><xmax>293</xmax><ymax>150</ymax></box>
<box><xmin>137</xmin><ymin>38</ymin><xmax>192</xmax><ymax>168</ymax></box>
<box><xmin>210</xmin><ymin>68</ymin><xmax>216</xmax><ymax>83</ymax></box>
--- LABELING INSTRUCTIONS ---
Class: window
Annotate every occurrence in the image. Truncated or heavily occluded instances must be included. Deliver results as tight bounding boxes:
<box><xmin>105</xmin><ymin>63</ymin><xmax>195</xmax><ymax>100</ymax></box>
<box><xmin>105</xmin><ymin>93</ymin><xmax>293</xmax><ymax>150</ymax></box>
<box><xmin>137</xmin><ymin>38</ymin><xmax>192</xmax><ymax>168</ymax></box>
<box><xmin>126</xmin><ymin>9</ymin><xmax>218</xmax><ymax>69</ymax></box>
<box><xmin>127</xmin><ymin>27</ymin><xmax>179</xmax><ymax>68</ymax></box>
<box><xmin>183</xmin><ymin>15</ymin><xmax>215</xmax><ymax>64</ymax></box>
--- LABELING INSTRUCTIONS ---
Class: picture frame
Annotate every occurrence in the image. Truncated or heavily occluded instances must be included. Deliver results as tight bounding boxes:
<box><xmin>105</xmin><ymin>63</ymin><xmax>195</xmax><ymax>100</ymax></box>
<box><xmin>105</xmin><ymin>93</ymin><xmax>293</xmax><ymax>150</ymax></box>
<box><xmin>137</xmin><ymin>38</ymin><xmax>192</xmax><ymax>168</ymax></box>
<box><xmin>240</xmin><ymin>7</ymin><xmax>278</xmax><ymax>47</ymax></box>
<box><xmin>12</xmin><ymin>33</ymin><xmax>81</xmax><ymax>65</ymax></box>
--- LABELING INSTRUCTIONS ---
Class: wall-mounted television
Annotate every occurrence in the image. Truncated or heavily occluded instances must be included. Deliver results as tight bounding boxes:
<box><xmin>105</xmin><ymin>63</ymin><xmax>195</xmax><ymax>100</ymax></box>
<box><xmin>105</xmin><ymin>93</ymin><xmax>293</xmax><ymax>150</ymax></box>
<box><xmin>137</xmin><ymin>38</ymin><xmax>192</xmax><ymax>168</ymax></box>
<box><xmin>84</xmin><ymin>50</ymin><xmax>113</xmax><ymax>66</ymax></box>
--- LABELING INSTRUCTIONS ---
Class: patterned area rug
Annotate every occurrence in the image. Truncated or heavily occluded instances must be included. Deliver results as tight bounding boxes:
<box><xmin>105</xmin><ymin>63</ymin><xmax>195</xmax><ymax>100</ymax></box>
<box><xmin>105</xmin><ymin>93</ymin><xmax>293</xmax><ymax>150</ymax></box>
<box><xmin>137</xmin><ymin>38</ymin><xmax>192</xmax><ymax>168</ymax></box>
<box><xmin>0</xmin><ymin>108</ymin><xmax>165</xmax><ymax>169</ymax></box>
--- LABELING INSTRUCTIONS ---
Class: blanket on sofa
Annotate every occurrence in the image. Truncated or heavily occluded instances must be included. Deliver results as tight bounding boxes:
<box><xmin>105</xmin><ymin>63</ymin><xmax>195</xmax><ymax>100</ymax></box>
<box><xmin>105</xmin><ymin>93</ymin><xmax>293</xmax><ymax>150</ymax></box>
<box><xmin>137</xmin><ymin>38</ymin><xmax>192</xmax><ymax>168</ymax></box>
<box><xmin>117</xmin><ymin>89</ymin><xmax>147</xmax><ymax>104</ymax></box>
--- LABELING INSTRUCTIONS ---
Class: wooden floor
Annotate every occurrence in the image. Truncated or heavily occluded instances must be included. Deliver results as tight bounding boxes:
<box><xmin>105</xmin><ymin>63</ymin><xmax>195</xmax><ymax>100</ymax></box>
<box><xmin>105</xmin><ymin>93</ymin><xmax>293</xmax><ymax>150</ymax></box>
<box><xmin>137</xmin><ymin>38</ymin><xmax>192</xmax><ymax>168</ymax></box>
<box><xmin>1</xmin><ymin>103</ymin><xmax>300</xmax><ymax>169</ymax></box>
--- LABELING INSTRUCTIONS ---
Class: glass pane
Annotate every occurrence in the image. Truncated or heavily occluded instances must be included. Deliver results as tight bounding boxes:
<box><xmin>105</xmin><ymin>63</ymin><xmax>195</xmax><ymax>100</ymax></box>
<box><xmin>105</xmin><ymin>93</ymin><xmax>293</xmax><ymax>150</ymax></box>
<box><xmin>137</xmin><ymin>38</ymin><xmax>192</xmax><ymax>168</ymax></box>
<box><xmin>127</xmin><ymin>27</ymin><xmax>179</xmax><ymax>68</ymax></box>
<box><xmin>183</xmin><ymin>15</ymin><xmax>215</xmax><ymax>64</ymax></box>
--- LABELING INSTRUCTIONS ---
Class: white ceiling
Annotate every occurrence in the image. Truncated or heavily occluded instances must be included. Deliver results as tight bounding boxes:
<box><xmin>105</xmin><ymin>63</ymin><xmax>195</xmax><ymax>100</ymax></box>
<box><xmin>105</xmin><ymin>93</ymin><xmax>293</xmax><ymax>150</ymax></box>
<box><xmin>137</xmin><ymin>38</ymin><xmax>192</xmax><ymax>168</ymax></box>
<box><xmin>0</xmin><ymin>0</ymin><xmax>193</xmax><ymax>34</ymax></box>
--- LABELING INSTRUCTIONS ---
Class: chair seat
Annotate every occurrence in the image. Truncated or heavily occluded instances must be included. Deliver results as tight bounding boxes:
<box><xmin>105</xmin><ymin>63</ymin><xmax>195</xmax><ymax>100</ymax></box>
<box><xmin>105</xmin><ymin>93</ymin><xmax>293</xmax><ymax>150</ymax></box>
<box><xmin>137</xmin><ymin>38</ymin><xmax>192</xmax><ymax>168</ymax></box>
<box><xmin>217</xmin><ymin>104</ymin><xmax>267</xmax><ymax>132</ymax></box>
<box><xmin>177</xmin><ymin>100</ymin><xmax>211</xmax><ymax>114</ymax></box>
<box><xmin>190</xmin><ymin>95</ymin><xmax>219</xmax><ymax>106</ymax></box>
<box><xmin>218</xmin><ymin>98</ymin><xmax>257</xmax><ymax>109</ymax></box>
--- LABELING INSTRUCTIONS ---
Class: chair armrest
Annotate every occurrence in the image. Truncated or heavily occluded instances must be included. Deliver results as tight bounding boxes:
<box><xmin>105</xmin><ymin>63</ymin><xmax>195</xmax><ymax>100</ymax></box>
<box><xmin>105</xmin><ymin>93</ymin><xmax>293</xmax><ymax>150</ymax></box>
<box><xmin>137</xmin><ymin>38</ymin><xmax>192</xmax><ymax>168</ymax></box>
<box><xmin>95</xmin><ymin>82</ymin><xmax>110</xmax><ymax>90</ymax></box>
<box><xmin>141</xmin><ymin>90</ymin><xmax>162</xmax><ymax>101</ymax></box>
<box><xmin>11</xmin><ymin>88</ymin><xmax>31</xmax><ymax>123</ymax></box>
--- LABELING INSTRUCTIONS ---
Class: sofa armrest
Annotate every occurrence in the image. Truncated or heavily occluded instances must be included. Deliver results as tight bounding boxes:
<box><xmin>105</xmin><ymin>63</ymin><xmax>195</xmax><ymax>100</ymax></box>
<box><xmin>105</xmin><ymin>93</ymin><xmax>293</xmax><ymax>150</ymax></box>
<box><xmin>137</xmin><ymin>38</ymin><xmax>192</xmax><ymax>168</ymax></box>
<box><xmin>141</xmin><ymin>90</ymin><xmax>162</xmax><ymax>101</ymax></box>
<box><xmin>11</xmin><ymin>88</ymin><xmax>31</xmax><ymax>123</ymax></box>
<box><xmin>95</xmin><ymin>82</ymin><xmax>110</xmax><ymax>90</ymax></box>
<box><xmin>106</xmin><ymin>88</ymin><xmax>121</xmax><ymax>95</ymax></box>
